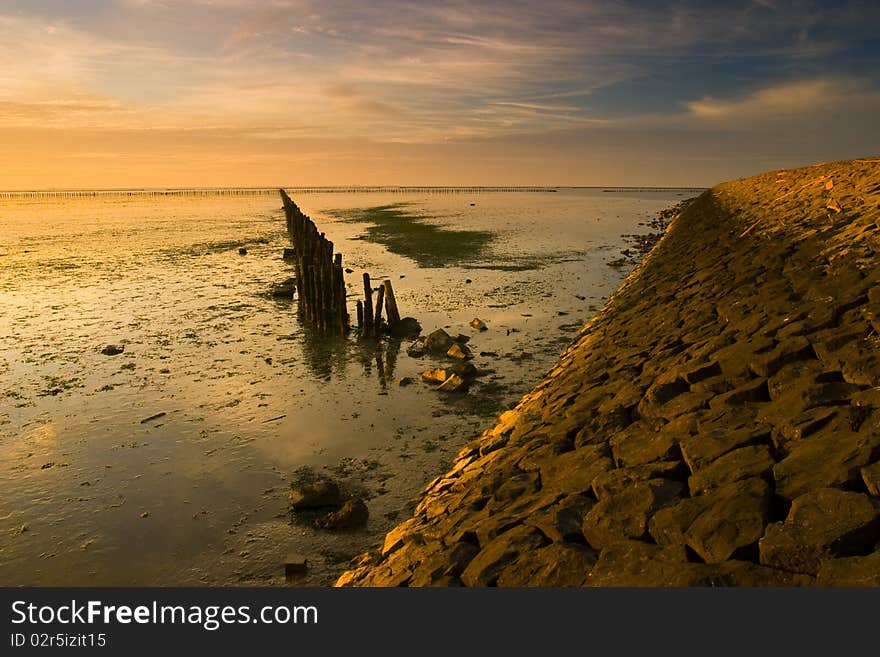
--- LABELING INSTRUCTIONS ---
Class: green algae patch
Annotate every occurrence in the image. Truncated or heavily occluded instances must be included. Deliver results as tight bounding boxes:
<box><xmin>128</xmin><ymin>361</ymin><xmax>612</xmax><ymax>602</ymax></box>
<box><xmin>328</xmin><ymin>203</ymin><xmax>495</xmax><ymax>268</ymax></box>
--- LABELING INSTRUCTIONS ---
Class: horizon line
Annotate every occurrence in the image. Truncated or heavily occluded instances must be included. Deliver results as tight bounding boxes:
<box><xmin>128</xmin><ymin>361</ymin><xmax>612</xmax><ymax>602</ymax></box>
<box><xmin>0</xmin><ymin>184</ymin><xmax>709</xmax><ymax>195</ymax></box>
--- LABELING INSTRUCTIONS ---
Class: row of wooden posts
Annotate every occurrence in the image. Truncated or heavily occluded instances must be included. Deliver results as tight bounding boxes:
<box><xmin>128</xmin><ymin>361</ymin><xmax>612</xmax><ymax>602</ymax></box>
<box><xmin>279</xmin><ymin>189</ymin><xmax>402</xmax><ymax>337</ymax></box>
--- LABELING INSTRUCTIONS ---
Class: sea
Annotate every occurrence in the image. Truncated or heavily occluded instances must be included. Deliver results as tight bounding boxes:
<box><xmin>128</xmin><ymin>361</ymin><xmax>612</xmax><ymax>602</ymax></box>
<box><xmin>0</xmin><ymin>187</ymin><xmax>699</xmax><ymax>585</ymax></box>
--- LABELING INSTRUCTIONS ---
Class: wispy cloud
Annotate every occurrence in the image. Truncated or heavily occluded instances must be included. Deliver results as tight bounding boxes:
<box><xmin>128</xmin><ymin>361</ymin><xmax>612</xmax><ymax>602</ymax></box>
<box><xmin>685</xmin><ymin>77</ymin><xmax>880</xmax><ymax>122</ymax></box>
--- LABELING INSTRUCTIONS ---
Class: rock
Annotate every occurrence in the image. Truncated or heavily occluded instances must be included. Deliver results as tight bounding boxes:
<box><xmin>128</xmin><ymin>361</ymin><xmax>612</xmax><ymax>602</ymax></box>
<box><xmin>587</xmin><ymin>541</ymin><xmax>702</xmax><ymax>586</ymax></box>
<box><xmin>759</xmin><ymin>488</ymin><xmax>880</xmax><ymax>575</ymax></box>
<box><xmin>470</xmin><ymin>318</ymin><xmax>488</xmax><ymax>331</ymax></box>
<box><xmin>497</xmin><ymin>543</ymin><xmax>596</xmax><ymax>586</ymax></box>
<box><xmin>773</xmin><ymin>430</ymin><xmax>880</xmax><ymax>502</ymax></box>
<box><xmin>581</xmin><ymin>479</ymin><xmax>684</xmax><ymax>549</ymax></box>
<box><xmin>816</xmin><ymin>550</ymin><xmax>880</xmax><ymax>585</ymax></box>
<box><xmin>284</xmin><ymin>553</ymin><xmax>308</xmax><ymax>578</ymax></box>
<box><xmin>682</xmin><ymin>480</ymin><xmax>772</xmax><ymax>562</ymax></box>
<box><xmin>680</xmin><ymin>426</ymin><xmax>771</xmax><ymax>472</ymax></box>
<box><xmin>687</xmin><ymin>445</ymin><xmax>775</xmax><ymax>495</ymax></box>
<box><xmin>451</xmin><ymin>333</ymin><xmax>470</xmax><ymax>344</ymax></box>
<box><xmin>317</xmin><ymin>498</ymin><xmax>369</xmax><ymax>530</ymax></box>
<box><xmin>460</xmin><ymin>526</ymin><xmax>547</xmax><ymax>586</ymax></box>
<box><xmin>437</xmin><ymin>374</ymin><xmax>468</xmax><ymax>393</ymax></box>
<box><xmin>448</xmin><ymin>361</ymin><xmax>478</xmax><ymax>379</ymax></box>
<box><xmin>101</xmin><ymin>344</ymin><xmax>124</xmax><ymax>356</ymax></box>
<box><xmin>610</xmin><ymin>424</ymin><xmax>678</xmax><ymax>467</ymax></box>
<box><xmin>270</xmin><ymin>278</ymin><xmax>296</xmax><ymax>298</ymax></box>
<box><xmin>289</xmin><ymin>479</ymin><xmax>341</xmax><ymax>510</ymax></box>
<box><xmin>398</xmin><ymin>377</ymin><xmax>415</xmax><ymax>387</ymax></box>
<box><xmin>238</xmin><ymin>247</ymin><xmax>247</xmax><ymax>255</ymax></box>
<box><xmin>390</xmin><ymin>317</ymin><xmax>422</xmax><ymax>338</ymax></box>
<box><xmin>649</xmin><ymin>478</ymin><xmax>771</xmax><ymax>562</ymax></box>
<box><xmin>426</xmin><ymin>329</ymin><xmax>454</xmax><ymax>353</ymax></box>
<box><xmin>447</xmin><ymin>343</ymin><xmax>473</xmax><ymax>360</ymax></box>
<box><xmin>421</xmin><ymin>369</ymin><xmax>448</xmax><ymax>384</ymax></box>
<box><xmin>862</xmin><ymin>461</ymin><xmax>880</xmax><ymax>496</ymax></box>
<box><xmin>406</xmin><ymin>338</ymin><xmax>427</xmax><ymax>357</ymax></box>
<box><xmin>591</xmin><ymin>461</ymin><xmax>684</xmax><ymax>500</ymax></box>
<box><xmin>345</xmin><ymin>267</ymin><xmax>354</xmax><ymax>274</ymax></box>
<box><xmin>282</xmin><ymin>247</ymin><xmax>296</xmax><ymax>260</ymax></box>
<box><xmin>526</xmin><ymin>495</ymin><xmax>594</xmax><ymax>543</ymax></box>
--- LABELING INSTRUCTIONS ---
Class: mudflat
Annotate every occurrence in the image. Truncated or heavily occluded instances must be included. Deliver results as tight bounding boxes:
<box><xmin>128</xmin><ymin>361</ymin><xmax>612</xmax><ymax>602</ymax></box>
<box><xmin>339</xmin><ymin>157</ymin><xmax>880</xmax><ymax>586</ymax></box>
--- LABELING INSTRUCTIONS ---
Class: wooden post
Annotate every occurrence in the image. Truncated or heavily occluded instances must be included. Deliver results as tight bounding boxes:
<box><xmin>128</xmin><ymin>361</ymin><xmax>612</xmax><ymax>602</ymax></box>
<box><xmin>279</xmin><ymin>189</ymin><xmax>350</xmax><ymax>335</ymax></box>
<box><xmin>356</xmin><ymin>300</ymin><xmax>364</xmax><ymax>330</ymax></box>
<box><xmin>383</xmin><ymin>279</ymin><xmax>401</xmax><ymax>326</ymax></box>
<box><xmin>362</xmin><ymin>273</ymin><xmax>374</xmax><ymax>335</ymax></box>
<box><xmin>373</xmin><ymin>283</ymin><xmax>385</xmax><ymax>337</ymax></box>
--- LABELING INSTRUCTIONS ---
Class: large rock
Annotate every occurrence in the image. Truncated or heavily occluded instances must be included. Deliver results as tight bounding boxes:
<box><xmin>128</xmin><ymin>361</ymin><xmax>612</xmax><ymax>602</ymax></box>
<box><xmin>591</xmin><ymin>460</ymin><xmax>684</xmax><ymax>500</ymax></box>
<box><xmin>460</xmin><ymin>525</ymin><xmax>548</xmax><ymax>586</ymax></box>
<box><xmin>289</xmin><ymin>479</ymin><xmax>341</xmax><ymax>510</ymax></box>
<box><xmin>426</xmin><ymin>329</ymin><xmax>455</xmax><ymax>353</ymax></box>
<box><xmin>680</xmin><ymin>426</ymin><xmax>771</xmax><ymax>472</ymax></box>
<box><xmin>317</xmin><ymin>498</ymin><xmax>369</xmax><ymax>530</ymax></box>
<box><xmin>687</xmin><ymin>445</ymin><xmax>775</xmax><ymax>495</ymax></box>
<box><xmin>649</xmin><ymin>477</ymin><xmax>771</xmax><ymax>562</ymax></box>
<box><xmin>497</xmin><ymin>543</ymin><xmax>596</xmax><ymax>586</ymax></box>
<box><xmin>772</xmin><ymin>430</ymin><xmax>880</xmax><ymax>501</ymax></box>
<box><xmin>581</xmin><ymin>479</ymin><xmax>684</xmax><ymax>549</ymax></box>
<box><xmin>759</xmin><ymin>488</ymin><xmax>880</xmax><ymax>575</ymax></box>
<box><xmin>390</xmin><ymin>317</ymin><xmax>422</xmax><ymax>338</ymax></box>
<box><xmin>609</xmin><ymin>424</ymin><xmax>679</xmax><ymax>467</ymax></box>
<box><xmin>861</xmin><ymin>460</ymin><xmax>880</xmax><ymax>496</ymax></box>
<box><xmin>447</xmin><ymin>343</ymin><xmax>473</xmax><ymax>360</ymax></box>
<box><xmin>816</xmin><ymin>550</ymin><xmax>880</xmax><ymax>586</ymax></box>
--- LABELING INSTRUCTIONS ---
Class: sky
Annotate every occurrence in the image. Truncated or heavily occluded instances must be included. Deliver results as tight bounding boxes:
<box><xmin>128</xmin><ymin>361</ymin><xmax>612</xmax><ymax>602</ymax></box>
<box><xmin>1</xmin><ymin>0</ymin><xmax>878</xmax><ymax>188</ymax></box>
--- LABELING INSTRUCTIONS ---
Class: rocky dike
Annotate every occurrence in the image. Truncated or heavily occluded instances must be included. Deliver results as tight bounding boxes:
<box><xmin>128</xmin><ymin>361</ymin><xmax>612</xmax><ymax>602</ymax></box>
<box><xmin>337</xmin><ymin>157</ymin><xmax>880</xmax><ymax>586</ymax></box>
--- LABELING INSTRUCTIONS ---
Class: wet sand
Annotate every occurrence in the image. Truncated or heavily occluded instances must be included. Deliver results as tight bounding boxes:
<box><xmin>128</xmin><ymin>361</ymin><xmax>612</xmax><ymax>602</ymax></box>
<box><xmin>0</xmin><ymin>188</ymin><xmax>695</xmax><ymax>585</ymax></box>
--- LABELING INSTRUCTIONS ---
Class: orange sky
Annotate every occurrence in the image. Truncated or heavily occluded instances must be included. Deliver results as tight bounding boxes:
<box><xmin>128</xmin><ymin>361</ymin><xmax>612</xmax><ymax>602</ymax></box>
<box><xmin>1</xmin><ymin>1</ymin><xmax>878</xmax><ymax>189</ymax></box>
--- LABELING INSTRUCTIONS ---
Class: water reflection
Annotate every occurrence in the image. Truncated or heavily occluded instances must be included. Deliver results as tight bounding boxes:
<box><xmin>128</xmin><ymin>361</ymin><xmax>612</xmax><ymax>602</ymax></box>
<box><xmin>298</xmin><ymin>326</ymin><xmax>349</xmax><ymax>380</ymax></box>
<box><xmin>346</xmin><ymin>336</ymin><xmax>403</xmax><ymax>389</ymax></box>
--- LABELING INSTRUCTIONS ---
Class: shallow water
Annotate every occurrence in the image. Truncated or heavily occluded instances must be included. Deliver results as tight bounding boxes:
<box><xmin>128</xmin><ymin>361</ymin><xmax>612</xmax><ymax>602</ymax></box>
<box><xmin>0</xmin><ymin>188</ymin><xmax>696</xmax><ymax>585</ymax></box>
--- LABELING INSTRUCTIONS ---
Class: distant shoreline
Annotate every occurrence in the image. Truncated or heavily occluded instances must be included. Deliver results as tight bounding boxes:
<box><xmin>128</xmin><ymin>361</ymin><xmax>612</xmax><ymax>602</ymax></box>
<box><xmin>0</xmin><ymin>186</ymin><xmax>707</xmax><ymax>197</ymax></box>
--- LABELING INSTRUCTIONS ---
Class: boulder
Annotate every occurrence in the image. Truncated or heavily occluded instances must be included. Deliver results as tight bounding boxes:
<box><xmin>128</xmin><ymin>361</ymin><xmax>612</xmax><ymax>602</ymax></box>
<box><xmin>390</xmin><ymin>317</ymin><xmax>422</xmax><ymax>338</ymax></box>
<box><xmin>470</xmin><ymin>318</ymin><xmax>488</xmax><ymax>331</ymax></box>
<box><xmin>649</xmin><ymin>477</ymin><xmax>771</xmax><ymax>563</ymax></box>
<box><xmin>680</xmin><ymin>426</ymin><xmax>771</xmax><ymax>472</ymax></box>
<box><xmin>437</xmin><ymin>374</ymin><xmax>469</xmax><ymax>392</ymax></box>
<box><xmin>460</xmin><ymin>526</ymin><xmax>547</xmax><ymax>586</ymax></box>
<box><xmin>426</xmin><ymin>329</ymin><xmax>454</xmax><ymax>353</ymax></box>
<box><xmin>284</xmin><ymin>553</ymin><xmax>308</xmax><ymax>578</ymax></box>
<box><xmin>759</xmin><ymin>488</ymin><xmax>880</xmax><ymax>575</ymax></box>
<box><xmin>317</xmin><ymin>498</ymin><xmax>369</xmax><ymax>530</ymax></box>
<box><xmin>860</xmin><ymin>461</ymin><xmax>880</xmax><ymax>496</ymax></box>
<box><xmin>270</xmin><ymin>278</ymin><xmax>296</xmax><ymax>298</ymax></box>
<box><xmin>289</xmin><ymin>479</ymin><xmax>341</xmax><ymax>510</ymax></box>
<box><xmin>421</xmin><ymin>369</ymin><xmax>448</xmax><ymax>384</ymax></box>
<box><xmin>816</xmin><ymin>550</ymin><xmax>880</xmax><ymax>585</ymax></box>
<box><xmin>238</xmin><ymin>247</ymin><xmax>247</xmax><ymax>255</ymax></box>
<box><xmin>447</xmin><ymin>343</ymin><xmax>473</xmax><ymax>360</ymax></box>
<box><xmin>581</xmin><ymin>479</ymin><xmax>684</xmax><ymax>549</ymax></box>
<box><xmin>406</xmin><ymin>338</ymin><xmax>427</xmax><ymax>357</ymax></box>
<box><xmin>772</xmin><ymin>430</ymin><xmax>880</xmax><ymax>502</ymax></box>
<box><xmin>101</xmin><ymin>344</ymin><xmax>125</xmax><ymax>356</ymax></box>
<box><xmin>687</xmin><ymin>445</ymin><xmax>775</xmax><ymax>495</ymax></box>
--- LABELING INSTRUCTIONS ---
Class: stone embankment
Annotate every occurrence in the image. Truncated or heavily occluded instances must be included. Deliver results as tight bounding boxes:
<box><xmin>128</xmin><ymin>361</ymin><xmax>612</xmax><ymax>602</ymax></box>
<box><xmin>338</xmin><ymin>158</ymin><xmax>880</xmax><ymax>586</ymax></box>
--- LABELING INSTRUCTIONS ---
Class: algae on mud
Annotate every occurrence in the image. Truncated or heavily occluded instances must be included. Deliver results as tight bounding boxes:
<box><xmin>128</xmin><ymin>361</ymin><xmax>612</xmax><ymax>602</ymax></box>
<box><xmin>328</xmin><ymin>203</ymin><xmax>495</xmax><ymax>268</ymax></box>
